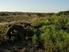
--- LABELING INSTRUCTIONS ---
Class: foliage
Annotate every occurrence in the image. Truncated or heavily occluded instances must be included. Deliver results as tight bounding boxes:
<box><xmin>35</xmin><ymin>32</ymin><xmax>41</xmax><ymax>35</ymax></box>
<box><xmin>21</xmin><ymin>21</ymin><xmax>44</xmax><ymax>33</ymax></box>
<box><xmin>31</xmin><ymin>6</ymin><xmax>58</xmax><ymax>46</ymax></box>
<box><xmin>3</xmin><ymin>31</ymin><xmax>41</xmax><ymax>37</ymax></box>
<box><xmin>0</xmin><ymin>11</ymin><xmax>69</xmax><ymax>52</ymax></box>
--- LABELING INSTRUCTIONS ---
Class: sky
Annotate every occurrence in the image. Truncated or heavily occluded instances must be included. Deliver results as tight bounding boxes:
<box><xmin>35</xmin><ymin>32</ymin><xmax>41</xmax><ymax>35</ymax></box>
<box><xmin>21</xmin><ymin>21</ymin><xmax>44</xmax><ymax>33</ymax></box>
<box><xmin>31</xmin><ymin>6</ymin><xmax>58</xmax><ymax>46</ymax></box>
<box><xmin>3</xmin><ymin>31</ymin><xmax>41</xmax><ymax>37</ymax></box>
<box><xmin>0</xmin><ymin>0</ymin><xmax>69</xmax><ymax>13</ymax></box>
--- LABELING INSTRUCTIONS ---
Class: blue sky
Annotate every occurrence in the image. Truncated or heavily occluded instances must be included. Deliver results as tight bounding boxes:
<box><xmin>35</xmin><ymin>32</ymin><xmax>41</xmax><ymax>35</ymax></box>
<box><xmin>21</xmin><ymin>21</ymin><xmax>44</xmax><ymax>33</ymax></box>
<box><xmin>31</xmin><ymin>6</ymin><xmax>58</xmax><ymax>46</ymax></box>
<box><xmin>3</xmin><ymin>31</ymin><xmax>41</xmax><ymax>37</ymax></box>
<box><xmin>0</xmin><ymin>0</ymin><xmax>69</xmax><ymax>12</ymax></box>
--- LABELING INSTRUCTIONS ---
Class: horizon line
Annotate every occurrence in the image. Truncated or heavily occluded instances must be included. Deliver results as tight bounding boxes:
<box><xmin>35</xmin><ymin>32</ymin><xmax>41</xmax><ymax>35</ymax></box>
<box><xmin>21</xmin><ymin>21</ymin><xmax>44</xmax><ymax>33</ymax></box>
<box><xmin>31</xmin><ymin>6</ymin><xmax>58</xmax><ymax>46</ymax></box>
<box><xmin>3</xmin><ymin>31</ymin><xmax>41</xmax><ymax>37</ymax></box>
<box><xmin>0</xmin><ymin>10</ymin><xmax>68</xmax><ymax>13</ymax></box>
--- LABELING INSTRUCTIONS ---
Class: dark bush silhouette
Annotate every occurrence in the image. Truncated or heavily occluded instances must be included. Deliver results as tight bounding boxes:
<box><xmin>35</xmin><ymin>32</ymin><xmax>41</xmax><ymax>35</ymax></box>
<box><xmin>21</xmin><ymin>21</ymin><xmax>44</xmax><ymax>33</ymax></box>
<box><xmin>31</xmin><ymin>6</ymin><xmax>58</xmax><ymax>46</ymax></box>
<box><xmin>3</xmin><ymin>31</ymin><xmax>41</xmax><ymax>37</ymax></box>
<box><xmin>0</xmin><ymin>23</ymin><xmax>34</xmax><ymax>52</ymax></box>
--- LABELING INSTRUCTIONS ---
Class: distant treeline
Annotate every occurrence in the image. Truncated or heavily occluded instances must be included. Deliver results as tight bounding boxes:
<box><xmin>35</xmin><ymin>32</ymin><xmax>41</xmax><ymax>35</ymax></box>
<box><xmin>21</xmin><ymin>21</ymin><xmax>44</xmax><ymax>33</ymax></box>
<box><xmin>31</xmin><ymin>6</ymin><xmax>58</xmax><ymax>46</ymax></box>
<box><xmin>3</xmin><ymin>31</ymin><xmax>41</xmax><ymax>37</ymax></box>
<box><xmin>0</xmin><ymin>11</ymin><xmax>68</xmax><ymax>17</ymax></box>
<box><xmin>0</xmin><ymin>11</ymin><xmax>68</xmax><ymax>22</ymax></box>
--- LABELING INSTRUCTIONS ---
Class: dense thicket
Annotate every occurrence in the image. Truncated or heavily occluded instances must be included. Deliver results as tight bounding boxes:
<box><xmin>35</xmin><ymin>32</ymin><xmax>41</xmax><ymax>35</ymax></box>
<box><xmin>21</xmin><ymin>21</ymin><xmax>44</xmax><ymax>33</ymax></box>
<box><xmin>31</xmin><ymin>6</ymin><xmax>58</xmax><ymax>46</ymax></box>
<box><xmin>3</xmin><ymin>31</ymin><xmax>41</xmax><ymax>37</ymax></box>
<box><xmin>0</xmin><ymin>11</ymin><xmax>69</xmax><ymax>52</ymax></box>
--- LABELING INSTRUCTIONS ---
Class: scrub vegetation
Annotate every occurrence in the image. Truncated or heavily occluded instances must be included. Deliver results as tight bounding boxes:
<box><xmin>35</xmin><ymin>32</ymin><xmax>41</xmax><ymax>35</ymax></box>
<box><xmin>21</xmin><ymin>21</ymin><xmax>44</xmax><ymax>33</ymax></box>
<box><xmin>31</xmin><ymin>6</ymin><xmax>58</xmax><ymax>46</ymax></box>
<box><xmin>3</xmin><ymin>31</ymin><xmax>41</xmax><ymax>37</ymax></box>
<box><xmin>0</xmin><ymin>11</ymin><xmax>69</xmax><ymax>52</ymax></box>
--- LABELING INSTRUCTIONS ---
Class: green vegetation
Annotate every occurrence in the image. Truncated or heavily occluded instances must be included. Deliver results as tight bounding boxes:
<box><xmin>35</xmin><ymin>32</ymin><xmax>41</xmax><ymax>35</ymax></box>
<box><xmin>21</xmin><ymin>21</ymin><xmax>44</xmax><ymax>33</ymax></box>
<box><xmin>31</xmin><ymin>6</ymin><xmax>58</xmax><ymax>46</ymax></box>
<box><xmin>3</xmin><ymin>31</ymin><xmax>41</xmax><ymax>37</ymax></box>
<box><xmin>0</xmin><ymin>11</ymin><xmax>69</xmax><ymax>52</ymax></box>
